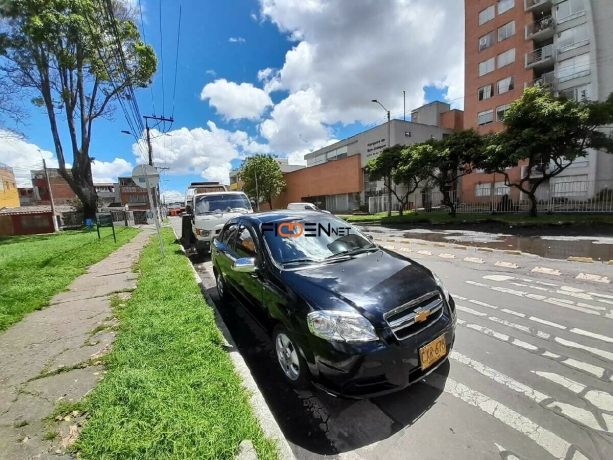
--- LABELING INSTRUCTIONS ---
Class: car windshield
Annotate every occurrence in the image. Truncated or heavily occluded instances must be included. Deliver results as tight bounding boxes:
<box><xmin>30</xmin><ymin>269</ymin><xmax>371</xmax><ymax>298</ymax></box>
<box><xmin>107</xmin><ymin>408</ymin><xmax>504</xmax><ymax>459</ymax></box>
<box><xmin>194</xmin><ymin>194</ymin><xmax>251</xmax><ymax>215</ymax></box>
<box><xmin>261</xmin><ymin>215</ymin><xmax>377</xmax><ymax>265</ymax></box>
<box><xmin>288</xmin><ymin>203</ymin><xmax>315</xmax><ymax>210</ymax></box>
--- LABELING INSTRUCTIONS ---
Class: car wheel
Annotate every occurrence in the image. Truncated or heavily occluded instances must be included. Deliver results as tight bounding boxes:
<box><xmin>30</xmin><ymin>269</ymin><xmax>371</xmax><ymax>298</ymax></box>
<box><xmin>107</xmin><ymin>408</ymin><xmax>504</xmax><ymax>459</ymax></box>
<box><xmin>273</xmin><ymin>325</ymin><xmax>309</xmax><ymax>389</ymax></box>
<box><xmin>215</xmin><ymin>271</ymin><xmax>228</xmax><ymax>302</ymax></box>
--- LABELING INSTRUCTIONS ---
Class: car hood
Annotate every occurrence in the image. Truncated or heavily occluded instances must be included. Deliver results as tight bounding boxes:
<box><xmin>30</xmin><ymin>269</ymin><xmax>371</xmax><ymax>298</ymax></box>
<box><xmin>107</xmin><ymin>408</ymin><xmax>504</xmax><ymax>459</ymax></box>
<box><xmin>280</xmin><ymin>249</ymin><xmax>440</xmax><ymax>326</ymax></box>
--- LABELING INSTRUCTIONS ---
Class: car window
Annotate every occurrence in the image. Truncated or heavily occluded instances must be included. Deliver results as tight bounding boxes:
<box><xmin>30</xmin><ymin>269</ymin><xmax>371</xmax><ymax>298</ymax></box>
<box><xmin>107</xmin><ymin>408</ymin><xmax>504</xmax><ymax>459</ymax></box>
<box><xmin>221</xmin><ymin>223</ymin><xmax>238</xmax><ymax>248</ymax></box>
<box><xmin>194</xmin><ymin>194</ymin><xmax>251</xmax><ymax>215</ymax></box>
<box><xmin>236</xmin><ymin>225</ymin><xmax>258</xmax><ymax>258</ymax></box>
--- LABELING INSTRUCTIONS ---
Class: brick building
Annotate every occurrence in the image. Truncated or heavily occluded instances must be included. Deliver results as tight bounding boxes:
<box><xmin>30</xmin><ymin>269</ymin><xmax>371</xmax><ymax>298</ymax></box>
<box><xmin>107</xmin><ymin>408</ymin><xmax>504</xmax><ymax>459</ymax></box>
<box><xmin>462</xmin><ymin>0</ymin><xmax>613</xmax><ymax>203</ymax></box>
<box><xmin>118</xmin><ymin>177</ymin><xmax>150</xmax><ymax>209</ymax></box>
<box><xmin>31</xmin><ymin>168</ymin><xmax>78</xmax><ymax>206</ymax></box>
<box><xmin>0</xmin><ymin>163</ymin><xmax>20</xmax><ymax>209</ymax></box>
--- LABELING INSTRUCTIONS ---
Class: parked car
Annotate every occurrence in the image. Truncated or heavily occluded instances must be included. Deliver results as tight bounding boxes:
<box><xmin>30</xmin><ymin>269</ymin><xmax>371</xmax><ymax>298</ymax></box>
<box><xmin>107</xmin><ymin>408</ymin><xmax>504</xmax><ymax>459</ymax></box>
<box><xmin>287</xmin><ymin>202</ymin><xmax>331</xmax><ymax>213</ymax></box>
<box><xmin>211</xmin><ymin>211</ymin><xmax>456</xmax><ymax>398</ymax></box>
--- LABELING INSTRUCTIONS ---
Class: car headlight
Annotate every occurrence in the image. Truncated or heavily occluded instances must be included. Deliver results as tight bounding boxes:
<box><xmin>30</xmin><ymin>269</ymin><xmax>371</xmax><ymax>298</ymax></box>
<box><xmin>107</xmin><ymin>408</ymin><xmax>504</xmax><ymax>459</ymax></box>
<box><xmin>433</xmin><ymin>273</ymin><xmax>450</xmax><ymax>302</ymax></box>
<box><xmin>307</xmin><ymin>310</ymin><xmax>378</xmax><ymax>343</ymax></box>
<box><xmin>197</xmin><ymin>229</ymin><xmax>211</xmax><ymax>237</ymax></box>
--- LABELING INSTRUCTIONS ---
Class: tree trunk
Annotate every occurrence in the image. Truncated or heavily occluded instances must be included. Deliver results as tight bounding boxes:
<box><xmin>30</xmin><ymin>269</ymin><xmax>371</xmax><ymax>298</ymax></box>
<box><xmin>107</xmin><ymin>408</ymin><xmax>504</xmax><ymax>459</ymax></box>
<box><xmin>528</xmin><ymin>193</ymin><xmax>538</xmax><ymax>217</ymax></box>
<box><xmin>398</xmin><ymin>204</ymin><xmax>404</xmax><ymax>217</ymax></box>
<box><xmin>443</xmin><ymin>191</ymin><xmax>456</xmax><ymax>218</ymax></box>
<box><xmin>387</xmin><ymin>176</ymin><xmax>392</xmax><ymax>218</ymax></box>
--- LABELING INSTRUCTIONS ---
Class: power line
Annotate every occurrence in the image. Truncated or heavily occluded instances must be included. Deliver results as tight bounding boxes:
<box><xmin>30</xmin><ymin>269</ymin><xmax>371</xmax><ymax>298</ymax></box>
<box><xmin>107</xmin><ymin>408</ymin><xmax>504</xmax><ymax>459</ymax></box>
<box><xmin>137</xmin><ymin>0</ymin><xmax>156</xmax><ymax>116</ymax></box>
<box><xmin>159</xmin><ymin>0</ymin><xmax>166</xmax><ymax>124</ymax></box>
<box><xmin>171</xmin><ymin>3</ymin><xmax>182</xmax><ymax>120</ymax></box>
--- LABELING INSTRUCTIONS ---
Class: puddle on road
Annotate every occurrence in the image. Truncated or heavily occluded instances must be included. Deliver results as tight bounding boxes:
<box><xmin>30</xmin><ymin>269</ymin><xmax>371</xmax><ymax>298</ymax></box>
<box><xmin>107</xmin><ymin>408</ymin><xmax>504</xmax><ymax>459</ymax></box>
<box><xmin>363</xmin><ymin>227</ymin><xmax>613</xmax><ymax>261</ymax></box>
<box><xmin>401</xmin><ymin>230</ymin><xmax>613</xmax><ymax>261</ymax></box>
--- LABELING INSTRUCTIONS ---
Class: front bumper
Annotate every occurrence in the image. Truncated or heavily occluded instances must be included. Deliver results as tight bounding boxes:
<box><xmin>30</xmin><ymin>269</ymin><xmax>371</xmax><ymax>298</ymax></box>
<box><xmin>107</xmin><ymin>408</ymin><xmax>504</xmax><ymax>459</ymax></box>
<box><xmin>299</xmin><ymin>298</ymin><xmax>457</xmax><ymax>399</ymax></box>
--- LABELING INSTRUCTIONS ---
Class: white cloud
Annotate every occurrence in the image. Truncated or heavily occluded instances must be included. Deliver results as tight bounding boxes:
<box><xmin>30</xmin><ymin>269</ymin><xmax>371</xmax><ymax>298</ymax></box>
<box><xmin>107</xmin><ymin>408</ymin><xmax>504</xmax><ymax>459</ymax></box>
<box><xmin>258</xmin><ymin>0</ymin><xmax>464</xmax><ymax>123</ymax></box>
<box><xmin>259</xmin><ymin>89</ymin><xmax>331</xmax><ymax>155</ymax></box>
<box><xmin>250</xmin><ymin>12</ymin><xmax>258</xmax><ymax>21</ymax></box>
<box><xmin>228</xmin><ymin>37</ymin><xmax>246</xmax><ymax>43</ymax></box>
<box><xmin>91</xmin><ymin>158</ymin><xmax>134</xmax><ymax>183</ymax></box>
<box><xmin>200</xmin><ymin>79</ymin><xmax>273</xmax><ymax>121</ymax></box>
<box><xmin>0</xmin><ymin>131</ymin><xmax>56</xmax><ymax>187</ymax></box>
<box><xmin>205</xmin><ymin>69</ymin><xmax>217</xmax><ymax>77</ymax></box>
<box><xmin>161</xmin><ymin>190</ymin><xmax>185</xmax><ymax>204</ymax></box>
<box><xmin>132</xmin><ymin>122</ymin><xmax>269</xmax><ymax>184</ymax></box>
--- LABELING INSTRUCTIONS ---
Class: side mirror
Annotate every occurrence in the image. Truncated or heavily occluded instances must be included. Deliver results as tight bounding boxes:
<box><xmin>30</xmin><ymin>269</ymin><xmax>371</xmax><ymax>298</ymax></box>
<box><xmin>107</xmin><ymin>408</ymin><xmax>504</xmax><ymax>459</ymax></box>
<box><xmin>366</xmin><ymin>234</ymin><xmax>374</xmax><ymax>241</ymax></box>
<box><xmin>250</xmin><ymin>199</ymin><xmax>256</xmax><ymax>209</ymax></box>
<box><xmin>232</xmin><ymin>257</ymin><xmax>256</xmax><ymax>273</ymax></box>
<box><xmin>185</xmin><ymin>204</ymin><xmax>193</xmax><ymax>215</ymax></box>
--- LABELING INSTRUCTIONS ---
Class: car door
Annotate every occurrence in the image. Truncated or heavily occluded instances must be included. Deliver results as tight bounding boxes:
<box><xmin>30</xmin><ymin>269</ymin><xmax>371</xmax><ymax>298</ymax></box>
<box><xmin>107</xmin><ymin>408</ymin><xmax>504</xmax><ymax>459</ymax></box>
<box><xmin>213</xmin><ymin>221</ymin><xmax>239</xmax><ymax>289</ymax></box>
<box><xmin>232</xmin><ymin>222</ymin><xmax>266</xmax><ymax>320</ymax></box>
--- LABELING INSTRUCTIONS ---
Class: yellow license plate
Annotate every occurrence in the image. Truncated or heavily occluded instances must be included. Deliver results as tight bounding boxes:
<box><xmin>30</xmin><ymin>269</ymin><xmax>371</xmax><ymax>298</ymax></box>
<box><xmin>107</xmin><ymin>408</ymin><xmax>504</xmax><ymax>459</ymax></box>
<box><xmin>419</xmin><ymin>335</ymin><xmax>447</xmax><ymax>371</ymax></box>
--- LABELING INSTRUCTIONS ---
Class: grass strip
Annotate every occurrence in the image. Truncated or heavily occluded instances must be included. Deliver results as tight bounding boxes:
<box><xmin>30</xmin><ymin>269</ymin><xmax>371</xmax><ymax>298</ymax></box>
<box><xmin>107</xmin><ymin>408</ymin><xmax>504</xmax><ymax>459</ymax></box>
<box><xmin>73</xmin><ymin>229</ymin><xmax>278</xmax><ymax>460</ymax></box>
<box><xmin>0</xmin><ymin>227</ymin><xmax>139</xmax><ymax>332</ymax></box>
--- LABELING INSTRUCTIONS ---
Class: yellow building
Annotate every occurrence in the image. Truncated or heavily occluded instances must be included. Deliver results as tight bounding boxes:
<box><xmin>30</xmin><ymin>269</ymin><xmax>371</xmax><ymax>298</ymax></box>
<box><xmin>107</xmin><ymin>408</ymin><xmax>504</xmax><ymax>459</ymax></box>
<box><xmin>0</xmin><ymin>163</ymin><xmax>20</xmax><ymax>209</ymax></box>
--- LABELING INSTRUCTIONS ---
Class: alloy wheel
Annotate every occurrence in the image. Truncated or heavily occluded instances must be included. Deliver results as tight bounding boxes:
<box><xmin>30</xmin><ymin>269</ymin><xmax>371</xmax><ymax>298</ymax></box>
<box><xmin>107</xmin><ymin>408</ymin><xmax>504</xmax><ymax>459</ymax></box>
<box><xmin>275</xmin><ymin>332</ymin><xmax>300</xmax><ymax>381</ymax></box>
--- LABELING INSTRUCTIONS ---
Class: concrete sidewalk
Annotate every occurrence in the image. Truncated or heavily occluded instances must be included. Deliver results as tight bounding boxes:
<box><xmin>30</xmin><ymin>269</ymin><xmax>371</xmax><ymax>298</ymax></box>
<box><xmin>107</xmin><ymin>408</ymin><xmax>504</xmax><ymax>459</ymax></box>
<box><xmin>0</xmin><ymin>230</ymin><xmax>151</xmax><ymax>460</ymax></box>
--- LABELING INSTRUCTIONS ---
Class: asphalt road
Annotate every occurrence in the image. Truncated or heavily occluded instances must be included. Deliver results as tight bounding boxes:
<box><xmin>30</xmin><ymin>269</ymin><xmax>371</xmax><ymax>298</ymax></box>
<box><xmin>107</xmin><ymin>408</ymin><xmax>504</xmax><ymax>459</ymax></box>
<box><xmin>170</xmin><ymin>218</ymin><xmax>613</xmax><ymax>460</ymax></box>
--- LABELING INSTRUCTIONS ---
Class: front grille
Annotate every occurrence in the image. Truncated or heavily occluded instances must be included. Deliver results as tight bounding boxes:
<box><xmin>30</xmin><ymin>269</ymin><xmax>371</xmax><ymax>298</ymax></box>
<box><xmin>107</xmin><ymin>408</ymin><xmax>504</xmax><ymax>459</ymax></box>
<box><xmin>384</xmin><ymin>291</ymin><xmax>444</xmax><ymax>340</ymax></box>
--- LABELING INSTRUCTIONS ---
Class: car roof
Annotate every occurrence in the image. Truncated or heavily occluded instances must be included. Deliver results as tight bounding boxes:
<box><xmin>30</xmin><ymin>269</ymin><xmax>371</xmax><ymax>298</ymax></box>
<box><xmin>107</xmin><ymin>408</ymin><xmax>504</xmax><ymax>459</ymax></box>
<box><xmin>241</xmin><ymin>210</ymin><xmax>333</xmax><ymax>224</ymax></box>
<box><xmin>193</xmin><ymin>191</ymin><xmax>246</xmax><ymax>197</ymax></box>
<box><xmin>288</xmin><ymin>202</ymin><xmax>314</xmax><ymax>205</ymax></box>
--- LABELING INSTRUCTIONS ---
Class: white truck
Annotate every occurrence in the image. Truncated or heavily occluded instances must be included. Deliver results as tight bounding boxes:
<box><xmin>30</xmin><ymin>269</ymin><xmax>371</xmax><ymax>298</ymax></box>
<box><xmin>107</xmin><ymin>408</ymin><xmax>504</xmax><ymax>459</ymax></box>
<box><xmin>181</xmin><ymin>182</ymin><xmax>254</xmax><ymax>256</ymax></box>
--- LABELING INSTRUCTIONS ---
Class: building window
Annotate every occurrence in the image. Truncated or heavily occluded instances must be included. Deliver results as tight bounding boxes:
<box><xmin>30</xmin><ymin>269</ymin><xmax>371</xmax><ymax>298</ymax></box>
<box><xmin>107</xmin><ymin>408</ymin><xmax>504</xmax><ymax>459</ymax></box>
<box><xmin>478</xmin><ymin>84</ymin><xmax>494</xmax><ymax>101</ymax></box>
<box><xmin>494</xmin><ymin>182</ymin><xmax>511</xmax><ymax>196</ymax></box>
<box><xmin>478</xmin><ymin>109</ymin><xmax>494</xmax><ymax>126</ymax></box>
<box><xmin>479</xmin><ymin>57</ymin><xmax>495</xmax><ymax>77</ymax></box>
<box><xmin>479</xmin><ymin>5</ymin><xmax>495</xmax><ymax>25</ymax></box>
<box><xmin>497</xmin><ymin>76</ymin><xmax>515</xmax><ymax>94</ymax></box>
<box><xmin>552</xmin><ymin>175</ymin><xmax>588</xmax><ymax>197</ymax></box>
<box><xmin>498</xmin><ymin>21</ymin><xmax>516</xmax><ymax>42</ymax></box>
<box><xmin>556</xmin><ymin>0</ymin><xmax>586</xmax><ymax>22</ymax></box>
<box><xmin>558</xmin><ymin>53</ymin><xmax>590</xmax><ymax>82</ymax></box>
<box><xmin>479</xmin><ymin>31</ymin><xmax>495</xmax><ymax>51</ymax></box>
<box><xmin>558</xmin><ymin>24</ymin><xmax>589</xmax><ymax>51</ymax></box>
<box><xmin>128</xmin><ymin>194</ymin><xmax>147</xmax><ymax>203</ymax></box>
<box><xmin>326</xmin><ymin>146</ymin><xmax>348</xmax><ymax>161</ymax></box>
<box><xmin>498</xmin><ymin>0</ymin><xmax>514</xmax><ymax>15</ymax></box>
<box><xmin>559</xmin><ymin>83</ymin><xmax>591</xmax><ymax>102</ymax></box>
<box><xmin>497</xmin><ymin>48</ymin><xmax>516</xmax><ymax>68</ymax></box>
<box><xmin>497</xmin><ymin>104</ymin><xmax>512</xmax><ymax>122</ymax></box>
<box><xmin>475</xmin><ymin>183</ymin><xmax>492</xmax><ymax>197</ymax></box>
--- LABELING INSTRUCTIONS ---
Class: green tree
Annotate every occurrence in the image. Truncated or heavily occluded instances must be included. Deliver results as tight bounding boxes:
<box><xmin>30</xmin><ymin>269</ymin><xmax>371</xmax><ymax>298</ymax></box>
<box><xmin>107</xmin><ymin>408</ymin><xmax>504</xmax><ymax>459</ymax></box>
<box><xmin>241</xmin><ymin>155</ymin><xmax>286</xmax><ymax>210</ymax></box>
<box><xmin>406</xmin><ymin>130</ymin><xmax>484</xmax><ymax>217</ymax></box>
<box><xmin>480</xmin><ymin>87</ymin><xmax>613</xmax><ymax>217</ymax></box>
<box><xmin>0</xmin><ymin>0</ymin><xmax>157</xmax><ymax>219</ymax></box>
<box><xmin>365</xmin><ymin>145</ymin><xmax>428</xmax><ymax>216</ymax></box>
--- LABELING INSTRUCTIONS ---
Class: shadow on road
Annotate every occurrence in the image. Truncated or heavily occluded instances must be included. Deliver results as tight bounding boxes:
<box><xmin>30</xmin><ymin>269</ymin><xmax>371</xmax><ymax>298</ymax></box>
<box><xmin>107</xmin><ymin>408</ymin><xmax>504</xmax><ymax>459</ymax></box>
<box><xmin>193</xmin><ymin>252</ymin><xmax>449</xmax><ymax>457</ymax></box>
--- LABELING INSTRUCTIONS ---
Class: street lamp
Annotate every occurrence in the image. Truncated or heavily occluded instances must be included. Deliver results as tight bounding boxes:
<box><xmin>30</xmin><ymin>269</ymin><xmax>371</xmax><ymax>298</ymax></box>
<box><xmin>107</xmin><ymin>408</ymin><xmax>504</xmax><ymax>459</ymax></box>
<box><xmin>371</xmin><ymin>99</ymin><xmax>393</xmax><ymax>216</ymax></box>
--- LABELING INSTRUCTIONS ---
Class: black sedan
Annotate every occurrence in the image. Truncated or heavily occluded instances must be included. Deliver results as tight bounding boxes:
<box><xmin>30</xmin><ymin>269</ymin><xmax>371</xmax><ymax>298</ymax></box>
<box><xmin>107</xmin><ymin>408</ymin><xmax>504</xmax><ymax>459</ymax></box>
<box><xmin>211</xmin><ymin>211</ymin><xmax>456</xmax><ymax>398</ymax></box>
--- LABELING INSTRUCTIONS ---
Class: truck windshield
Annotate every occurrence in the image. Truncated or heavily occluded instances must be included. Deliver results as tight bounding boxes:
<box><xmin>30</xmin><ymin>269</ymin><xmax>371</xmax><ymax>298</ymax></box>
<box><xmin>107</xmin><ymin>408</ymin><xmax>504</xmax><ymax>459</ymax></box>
<box><xmin>194</xmin><ymin>194</ymin><xmax>251</xmax><ymax>215</ymax></box>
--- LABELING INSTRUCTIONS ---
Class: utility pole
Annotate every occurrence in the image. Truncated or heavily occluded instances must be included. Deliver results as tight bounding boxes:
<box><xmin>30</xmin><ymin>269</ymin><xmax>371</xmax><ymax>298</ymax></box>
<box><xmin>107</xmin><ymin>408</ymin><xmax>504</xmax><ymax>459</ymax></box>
<box><xmin>403</xmin><ymin>91</ymin><xmax>406</xmax><ymax>121</ymax></box>
<box><xmin>254</xmin><ymin>171</ymin><xmax>261</xmax><ymax>211</ymax></box>
<box><xmin>42</xmin><ymin>158</ymin><xmax>59</xmax><ymax>232</ymax></box>
<box><xmin>143</xmin><ymin>115</ymin><xmax>173</xmax><ymax>221</ymax></box>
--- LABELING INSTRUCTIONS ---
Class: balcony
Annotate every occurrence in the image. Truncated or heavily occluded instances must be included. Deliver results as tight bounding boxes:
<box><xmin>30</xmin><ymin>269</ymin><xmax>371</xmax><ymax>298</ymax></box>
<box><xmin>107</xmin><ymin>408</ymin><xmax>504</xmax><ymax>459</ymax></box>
<box><xmin>526</xmin><ymin>44</ymin><xmax>556</xmax><ymax>69</ymax></box>
<box><xmin>526</xmin><ymin>16</ymin><xmax>555</xmax><ymax>41</ymax></box>
<box><xmin>525</xmin><ymin>71</ymin><xmax>556</xmax><ymax>93</ymax></box>
<box><xmin>524</xmin><ymin>0</ymin><xmax>553</xmax><ymax>13</ymax></box>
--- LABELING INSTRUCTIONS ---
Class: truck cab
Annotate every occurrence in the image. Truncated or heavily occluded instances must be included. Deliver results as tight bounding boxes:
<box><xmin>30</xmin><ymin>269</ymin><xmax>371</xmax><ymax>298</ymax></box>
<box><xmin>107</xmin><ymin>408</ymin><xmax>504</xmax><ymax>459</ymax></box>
<box><xmin>182</xmin><ymin>183</ymin><xmax>253</xmax><ymax>256</ymax></box>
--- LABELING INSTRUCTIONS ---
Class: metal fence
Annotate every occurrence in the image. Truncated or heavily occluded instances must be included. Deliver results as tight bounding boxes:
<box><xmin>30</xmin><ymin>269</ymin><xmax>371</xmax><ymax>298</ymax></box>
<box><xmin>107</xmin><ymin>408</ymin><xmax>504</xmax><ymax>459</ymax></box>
<box><xmin>60</xmin><ymin>212</ymin><xmax>84</xmax><ymax>229</ymax></box>
<box><xmin>368</xmin><ymin>180</ymin><xmax>613</xmax><ymax>214</ymax></box>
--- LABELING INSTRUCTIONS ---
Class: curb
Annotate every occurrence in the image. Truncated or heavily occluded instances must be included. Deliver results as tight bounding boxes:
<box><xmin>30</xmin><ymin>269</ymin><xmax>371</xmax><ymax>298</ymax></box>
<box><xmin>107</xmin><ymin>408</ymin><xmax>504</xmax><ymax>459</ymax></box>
<box><xmin>567</xmin><ymin>256</ymin><xmax>594</xmax><ymax>263</ymax></box>
<box><xmin>503</xmin><ymin>250</ymin><xmax>522</xmax><ymax>256</ymax></box>
<box><xmin>172</xmin><ymin>229</ymin><xmax>296</xmax><ymax>460</ymax></box>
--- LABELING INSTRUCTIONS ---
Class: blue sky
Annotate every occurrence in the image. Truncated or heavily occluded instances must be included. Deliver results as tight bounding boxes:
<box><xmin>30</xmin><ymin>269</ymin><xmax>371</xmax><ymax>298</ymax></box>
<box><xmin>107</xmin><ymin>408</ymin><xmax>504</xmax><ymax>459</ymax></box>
<box><xmin>0</xmin><ymin>0</ymin><xmax>463</xmax><ymax>202</ymax></box>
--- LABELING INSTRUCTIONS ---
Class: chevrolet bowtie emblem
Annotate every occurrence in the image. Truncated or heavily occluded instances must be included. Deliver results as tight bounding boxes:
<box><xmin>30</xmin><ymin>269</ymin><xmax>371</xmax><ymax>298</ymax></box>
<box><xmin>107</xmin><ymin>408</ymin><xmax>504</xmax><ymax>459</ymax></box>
<box><xmin>415</xmin><ymin>310</ymin><xmax>431</xmax><ymax>323</ymax></box>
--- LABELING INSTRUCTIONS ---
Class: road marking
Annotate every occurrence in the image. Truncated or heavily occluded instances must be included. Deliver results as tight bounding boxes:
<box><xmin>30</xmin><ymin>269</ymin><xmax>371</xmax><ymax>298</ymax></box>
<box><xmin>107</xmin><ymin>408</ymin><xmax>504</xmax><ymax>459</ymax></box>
<box><xmin>526</xmin><ymin>293</ymin><xmax>547</xmax><ymax>301</ymax></box>
<box><xmin>466</xmin><ymin>280</ymin><xmax>488</xmax><ymax>287</ymax></box>
<box><xmin>527</xmin><ymin>285</ymin><xmax>549</xmax><ymax>292</ymax></box>
<box><xmin>590</xmin><ymin>292</ymin><xmax>613</xmax><ymax>300</ymax></box>
<box><xmin>597</xmin><ymin>298</ymin><xmax>613</xmax><ymax>306</ymax></box>
<box><xmin>576</xmin><ymin>273</ymin><xmax>610</xmax><ymax>284</ymax></box>
<box><xmin>457</xmin><ymin>305</ymin><xmax>488</xmax><ymax>317</ymax></box>
<box><xmin>444</xmin><ymin>378</ymin><xmax>573</xmax><ymax>460</ymax></box>
<box><xmin>529</xmin><ymin>317</ymin><xmax>566</xmax><ymax>330</ymax></box>
<box><xmin>462</xmin><ymin>322</ymin><xmax>606</xmax><ymax>379</ymax></box>
<box><xmin>502</xmin><ymin>308</ymin><xmax>525</xmax><ymax>318</ymax></box>
<box><xmin>399</xmin><ymin>247</ymin><xmax>411</xmax><ymax>253</ymax></box>
<box><xmin>496</xmin><ymin>261</ymin><xmax>519</xmax><ymax>269</ymax></box>
<box><xmin>570</xmin><ymin>328</ymin><xmax>613</xmax><ymax>344</ymax></box>
<box><xmin>554</xmin><ymin>337</ymin><xmax>613</xmax><ymax>363</ymax></box>
<box><xmin>452</xmin><ymin>294</ymin><xmax>467</xmax><ymax>301</ymax></box>
<box><xmin>532</xmin><ymin>267</ymin><xmax>562</xmax><ymax>276</ymax></box>
<box><xmin>383</xmin><ymin>245</ymin><xmax>395</xmax><ymax>250</ymax></box>
<box><xmin>494</xmin><ymin>444</ymin><xmax>523</xmax><ymax>460</ymax></box>
<box><xmin>483</xmin><ymin>275</ymin><xmax>515</xmax><ymax>282</ymax></box>
<box><xmin>510</xmin><ymin>282</ymin><xmax>528</xmax><ymax>287</ymax></box>
<box><xmin>577</xmin><ymin>302</ymin><xmax>606</xmax><ymax>311</ymax></box>
<box><xmin>489</xmin><ymin>316</ymin><xmax>551</xmax><ymax>339</ymax></box>
<box><xmin>469</xmin><ymin>299</ymin><xmax>498</xmax><ymax>310</ymax></box>
<box><xmin>556</xmin><ymin>290</ymin><xmax>594</xmax><ymax>301</ymax></box>
<box><xmin>417</xmin><ymin>250</ymin><xmax>433</xmax><ymax>256</ymax></box>
<box><xmin>543</xmin><ymin>298</ymin><xmax>601</xmax><ymax>316</ymax></box>
<box><xmin>560</xmin><ymin>286</ymin><xmax>584</xmax><ymax>293</ymax></box>
<box><xmin>535</xmin><ymin>371</ymin><xmax>613</xmax><ymax>414</ymax></box>
<box><xmin>439</xmin><ymin>253</ymin><xmax>456</xmax><ymax>259</ymax></box>
<box><xmin>464</xmin><ymin>257</ymin><xmax>484</xmax><ymax>264</ymax></box>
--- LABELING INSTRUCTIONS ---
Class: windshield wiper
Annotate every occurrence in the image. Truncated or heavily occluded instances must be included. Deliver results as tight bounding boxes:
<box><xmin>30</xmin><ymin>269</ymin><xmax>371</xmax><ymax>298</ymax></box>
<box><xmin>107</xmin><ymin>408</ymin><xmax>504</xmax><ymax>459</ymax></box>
<box><xmin>282</xmin><ymin>258</ymin><xmax>321</xmax><ymax>266</ymax></box>
<box><xmin>324</xmin><ymin>246</ymin><xmax>379</xmax><ymax>260</ymax></box>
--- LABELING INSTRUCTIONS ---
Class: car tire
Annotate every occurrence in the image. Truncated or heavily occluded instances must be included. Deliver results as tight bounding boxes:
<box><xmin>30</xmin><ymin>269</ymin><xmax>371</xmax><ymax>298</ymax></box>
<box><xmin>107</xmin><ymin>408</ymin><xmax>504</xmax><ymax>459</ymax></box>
<box><xmin>215</xmin><ymin>270</ymin><xmax>228</xmax><ymax>302</ymax></box>
<box><xmin>272</xmin><ymin>325</ymin><xmax>309</xmax><ymax>389</ymax></box>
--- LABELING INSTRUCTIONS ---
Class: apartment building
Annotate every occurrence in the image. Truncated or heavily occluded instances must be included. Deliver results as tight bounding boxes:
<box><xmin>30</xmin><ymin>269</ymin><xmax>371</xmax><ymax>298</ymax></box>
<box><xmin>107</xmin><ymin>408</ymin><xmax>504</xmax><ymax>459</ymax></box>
<box><xmin>118</xmin><ymin>177</ymin><xmax>150</xmax><ymax>209</ymax></box>
<box><xmin>463</xmin><ymin>0</ymin><xmax>613</xmax><ymax>202</ymax></box>
<box><xmin>229</xmin><ymin>158</ymin><xmax>305</xmax><ymax>191</ymax></box>
<box><xmin>0</xmin><ymin>163</ymin><xmax>20</xmax><ymax>209</ymax></box>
